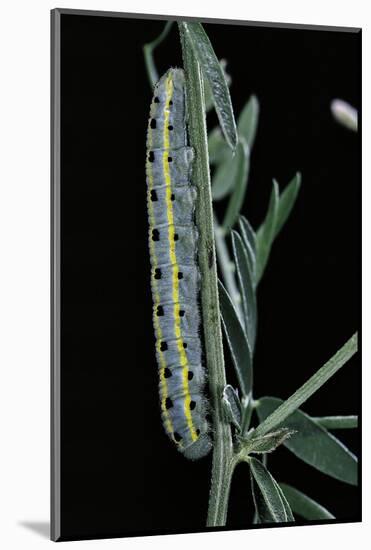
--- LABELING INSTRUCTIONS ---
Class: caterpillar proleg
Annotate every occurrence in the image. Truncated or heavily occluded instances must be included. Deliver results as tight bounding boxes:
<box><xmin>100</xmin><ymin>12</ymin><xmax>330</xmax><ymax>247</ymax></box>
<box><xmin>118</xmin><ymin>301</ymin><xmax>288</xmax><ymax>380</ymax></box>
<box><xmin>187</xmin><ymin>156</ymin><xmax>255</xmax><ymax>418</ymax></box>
<box><xmin>145</xmin><ymin>68</ymin><xmax>212</xmax><ymax>460</ymax></box>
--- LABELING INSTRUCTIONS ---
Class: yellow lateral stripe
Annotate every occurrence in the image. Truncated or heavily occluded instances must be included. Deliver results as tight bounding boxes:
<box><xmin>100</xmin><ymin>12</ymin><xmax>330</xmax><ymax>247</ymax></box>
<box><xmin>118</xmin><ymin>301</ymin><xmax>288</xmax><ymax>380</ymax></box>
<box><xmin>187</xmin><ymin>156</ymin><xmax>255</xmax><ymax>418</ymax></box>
<box><xmin>163</xmin><ymin>74</ymin><xmax>198</xmax><ymax>442</ymax></box>
<box><xmin>147</xmin><ymin>125</ymin><xmax>174</xmax><ymax>438</ymax></box>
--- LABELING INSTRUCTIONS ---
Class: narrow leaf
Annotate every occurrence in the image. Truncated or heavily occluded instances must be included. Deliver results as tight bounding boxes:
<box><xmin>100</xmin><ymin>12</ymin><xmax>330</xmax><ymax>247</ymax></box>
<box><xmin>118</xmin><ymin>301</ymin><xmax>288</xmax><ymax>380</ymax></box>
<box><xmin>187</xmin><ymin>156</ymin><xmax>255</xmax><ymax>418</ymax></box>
<box><xmin>143</xmin><ymin>22</ymin><xmax>173</xmax><ymax>88</ymax></box>
<box><xmin>238</xmin><ymin>215</ymin><xmax>257</xmax><ymax>284</ymax></box>
<box><xmin>237</xmin><ymin>95</ymin><xmax>260</xmax><ymax>149</ymax></box>
<box><xmin>256</xmin><ymin>180</ymin><xmax>279</xmax><ymax>282</ymax></box>
<box><xmin>279</xmin><ymin>483</ymin><xmax>335</xmax><ymax>520</ymax></box>
<box><xmin>222</xmin><ymin>385</ymin><xmax>242</xmax><ymax>430</ymax></box>
<box><xmin>204</xmin><ymin>58</ymin><xmax>231</xmax><ymax>112</ymax></box>
<box><xmin>257</xmin><ymin>397</ymin><xmax>358</xmax><ymax>486</ymax></box>
<box><xmin>274</xmin><ymin>172</ymin><xmax>301</xmax><ymax>238</ymax></box>
<box><xmin>312</xmin><ymin>415</ymin><xmax>358</xmax><ymax>430</ymax></box>
<box><xmin>218</xmin><ymin>280</ymin><xmax>252</xmax><ymax>397</ymax></box>
<box><xmin>222</xmin><ymin>139</ymin><xmax>250</xmax><ymax>229</ymax></box>
<box><xmin>273</xmin><ymin>480</ymin><xmax>295</xmax><ymax>522</ymax></box>
<box><xmin>182</xmin><ymin>22</ymin><xmax>238</xmax><ymax>150</ymax></box>
<box><xmin>231</xmin><ymin>230</ymin><xmax>257</xmax><ymax>351</ymax></box>
<box><xmin>212</xmin><ymin>141</ymin><xmax>245</xmax><ymax>201</ymax></box>
<box><xmin>252</xmin><ymin>333</ymin><xmax>358</xmax><ymax>439</ymax></box>
<box><xmin>250</xmin><ymin>458</ymin><xmax>290</xmax><ymax>523</ymax></box>
<box><xmin>214</xmin><ymin>216</ymin><xmax>242</xmax><ymax>319</ymax></box>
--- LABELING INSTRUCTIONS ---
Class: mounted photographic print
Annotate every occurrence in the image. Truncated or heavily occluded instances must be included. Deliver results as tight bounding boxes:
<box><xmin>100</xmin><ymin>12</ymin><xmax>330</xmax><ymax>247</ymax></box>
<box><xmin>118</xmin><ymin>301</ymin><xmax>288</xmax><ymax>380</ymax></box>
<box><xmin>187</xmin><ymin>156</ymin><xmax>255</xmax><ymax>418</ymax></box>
<box><xmin>51</xmin><ymin>8</ymin><xmax>361</xmax><ymax>542</ymax></box>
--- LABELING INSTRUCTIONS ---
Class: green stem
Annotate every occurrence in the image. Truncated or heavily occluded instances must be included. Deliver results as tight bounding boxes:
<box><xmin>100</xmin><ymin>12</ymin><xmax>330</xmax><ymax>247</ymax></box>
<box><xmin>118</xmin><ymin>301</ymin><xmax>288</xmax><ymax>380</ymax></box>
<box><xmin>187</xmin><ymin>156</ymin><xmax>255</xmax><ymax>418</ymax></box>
<box><xmin>252</xmin><ymin>333</ymin><xmax>358</xmax><ymax>439</ymax></box>
<box><xmin>178</xmin><ymin>22</ymin><xmax>234</xmax><ymax>527</ymax></box>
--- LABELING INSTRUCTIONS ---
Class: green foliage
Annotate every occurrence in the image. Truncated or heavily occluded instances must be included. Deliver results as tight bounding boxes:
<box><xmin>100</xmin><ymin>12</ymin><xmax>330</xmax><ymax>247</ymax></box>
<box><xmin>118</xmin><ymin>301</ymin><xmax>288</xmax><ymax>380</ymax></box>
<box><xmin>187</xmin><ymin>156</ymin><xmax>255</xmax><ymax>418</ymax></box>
<box><xmin>212</xmin><ymin>140</ymin><xmax>248</xmax><ymax>202</ymax></box>
<box><xmin>222</xmin><ymin>385</ymin><xmax>242</xmax><ymax>431</ymax></box>
<box><xmin>239</xmin><ymin>428</ymin><xmax>296</xmax><ymax>455</ymax></box>
<box><xmin>249</xmin><ymin>457</ymin><xmax>294</xmax><ymax>523</ymax></box>
<box><xmin>256</xmin><ymin>180</ymin><xmax>279</xmax><ymax>281</ymax></box>
<box><xmin>256</xmin><ymin>173</ymin><xmax>301</xmax><ymax>281</ymax></box>
<box><xmin>230</xmin><ymin>230</ymin><xmax>256</xmax><ymax>350</ymax></box>
<box><xmin>143</xmin><ymin>20</ymin><xmax>358</xmax><ymax>529</ymax></box>
<box><xmin>181</xmin><ymin>22</ymin><xmax>237</xmax><ymax>150</ymax></box>
<box><xmin>312</xmin><ymin>415</ymin><xmax>358</xmax><ymax>430</ymax></box>
<box><xmin>256</xmin><ymin>398</ymin><xmax>357</xmax><ymax>485</ymax></box>
<box><xmin>252</xmin><ymin>334</ymin><xmax>358</xmax><ymax>439</ymax></box>
<box><xmin>238</xmin><ymin>215</ymin><xmax>257</xmax><ymax>285</ymax></box>
<box><xmin>237</xmin><ymin>95</ymin><xmax>260</xmax><ymax>149</ymax></box>
<box><xmin>204</xmin><ymin>59</ymin><xmax>231</xmax><ymax>112</ymax></box>
<box><xmin>279</xmin><ymin>483</ymin><xmax>335</xmax><ymax>520</ymax></box>
<box><xmin>219</xmin><ymin>280</ymin><xmax>252</xmax><ymax>397</ymax></box>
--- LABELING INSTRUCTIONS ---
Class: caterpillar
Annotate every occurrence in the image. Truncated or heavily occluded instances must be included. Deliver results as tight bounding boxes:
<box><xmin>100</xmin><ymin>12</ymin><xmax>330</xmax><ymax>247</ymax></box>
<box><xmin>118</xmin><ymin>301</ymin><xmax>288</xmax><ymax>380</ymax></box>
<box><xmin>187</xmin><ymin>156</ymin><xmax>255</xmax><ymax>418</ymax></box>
<box><xmin>145</xmin><ymin>68</ymin><xmax>212</xmax><ymax>460</ymax></box>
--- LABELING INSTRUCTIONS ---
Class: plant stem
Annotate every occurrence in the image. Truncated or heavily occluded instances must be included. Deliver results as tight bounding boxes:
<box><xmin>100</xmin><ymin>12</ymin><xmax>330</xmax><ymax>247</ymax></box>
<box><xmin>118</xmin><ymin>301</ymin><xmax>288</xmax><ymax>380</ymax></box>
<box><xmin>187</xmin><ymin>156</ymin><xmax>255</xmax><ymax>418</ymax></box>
<box><xmin>178</xmin><ymin>22</ymin><xmax>234</xmax><ymax>527</ymax></box>
<box><xmin>252</xmin><ymin>333</ymin><xmax>358</xmax><ymax>439</ymax></box>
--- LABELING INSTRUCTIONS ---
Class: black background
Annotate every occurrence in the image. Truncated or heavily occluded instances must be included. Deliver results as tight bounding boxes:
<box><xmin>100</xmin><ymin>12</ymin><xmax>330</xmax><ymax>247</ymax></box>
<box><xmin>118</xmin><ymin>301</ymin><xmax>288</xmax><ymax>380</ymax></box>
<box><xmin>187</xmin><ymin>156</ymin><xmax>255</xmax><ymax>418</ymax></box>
<box><xmin>59</xmin><ymin>12</ymin><xmax>361</xmax><ymax>541</ymax></box>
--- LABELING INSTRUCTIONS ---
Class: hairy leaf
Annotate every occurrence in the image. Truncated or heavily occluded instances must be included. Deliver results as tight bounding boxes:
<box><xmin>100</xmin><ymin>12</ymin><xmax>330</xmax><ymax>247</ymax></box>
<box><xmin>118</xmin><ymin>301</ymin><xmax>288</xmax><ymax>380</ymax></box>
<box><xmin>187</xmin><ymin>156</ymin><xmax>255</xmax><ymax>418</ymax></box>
<box><xmin>241</xmin><ymin>428</ymin><xmax>296</xmax><ymax>455</ymax></box>
<box><xmin>250</xmin><ymin>457</ymin><xmax>292</xmax><ymax>523</ymax></box>
<box><xmin>182</xmin><ymin>22</ymin><xmax>237</xmax><ymax>150</ymax></box>
<box><xmin>238</xmin><ymin>215</ymin><xmax>257</xmax><ymax>284</ymax></box>
<box><xmin>218</xmin><ymin>280</ymin><xmax>252</xmax><ymax>397</ymax></box>
<box><xmin>231</xmin><ymin>230</ymin><xmax>256</xmax><ymax>351</ymax></box>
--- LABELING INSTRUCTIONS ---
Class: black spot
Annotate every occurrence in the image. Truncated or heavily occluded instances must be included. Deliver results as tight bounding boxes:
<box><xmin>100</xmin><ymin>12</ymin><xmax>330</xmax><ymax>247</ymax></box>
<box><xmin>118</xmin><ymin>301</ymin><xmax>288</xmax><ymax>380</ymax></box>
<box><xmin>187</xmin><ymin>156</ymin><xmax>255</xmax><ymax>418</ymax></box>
<box><xmin>196</xmin><ymin>429</ymin><xmax>200</xmax><ymax>436</ymax></box>
<box><xmin>169</xmin><ymin>100</ymin><xmax>173</xmax><ymax>106</ymax></box>
<box><xmin>150</xmin><ymin>118</ymin><xmax>157</xmax><ymax>129</ymax></box>
<box><xmin>152</xmin><ymin>229</ymin><xmax>160</xmax><ymax>241</ymax></box>
<box><xmin>165</xmin><ymin>397</ymin><xmax>173</xmax><ymax>409</ymax></box>
<box><xmin>160</xmin><ymin>341</ymin><xmax>168</xmax><ymax>351</ymax></box>
<box><xmin>188</xmin><ymin>371</ymin><xmax>194</xmax><ymax>381</ymax></box>
<box><xmin>154</xmin><ymin>268</ymin><xmax>162</xmax><ymax>279</ymax></box>
<box><xmin>168</xmin><ymin>125</ymin><xmax>173</xmax><ymax>131</ymax></box>
<box><xmin>178</xmin><ymin>271</ymin><xmax>183</xmax><ymax>280</ymax></box>
<box><xmin>174</xmin><ymin>432</ymin><xmax>182</xmax><ymax>442</ymax></box>
<box><xmin>156</xmin><ymin>306</ymin><xmax>164</xmax><ymax>316</ymax></box>
<box><xmin>179</xmin><ymin>309</ymin><xmax>185</xmax><ymax>317</ymax></box>
<box><xmin>164</xmin><ymin>367</ymin><xmax>172</xmax><ymax>378</ymax></box>
<box><xmin>208</xmin><ymin>249</ymin><xmax>213</xmax><ymax>269</ymax></box>
<box><xmin>154</xmin><ymin>96</ymin><xmax>160</xmax><ymax>103</ymax></box>
<box><xmin>183</xmin><ymin>342</ymin><xmax>187</xmax><ymax>349</ymax></box>
<box><xmin>148</xmin><ymin>151</ymin><xmax>155</xmax><ymax>162</ymax></box>
<box><xmin>170</xmin><ymin>193</ymin><xmax>175</xmax><ymax>201</ymax></box>
<box><xmin>167</xmin><ymin>156</ymin><xmax>173</xmax><ymax>163</ymax></box>
<box><xmin>174</xmin><ymin>233</ymin><xmax>179</xmax><ymax>241</ymax></box>
<box><xmin>190</xmin><ymin>400</ymin><xmax>196</xmax><ymax>410</ymax></box>
<box><xmin>150</xmin><ymin>190</ymin><xmax>158</xmax><ymax>202</ymax></box>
